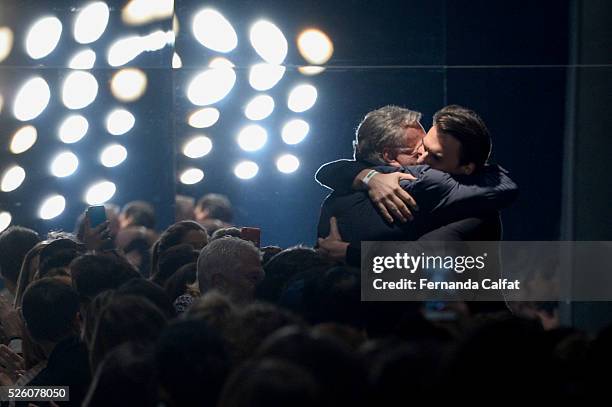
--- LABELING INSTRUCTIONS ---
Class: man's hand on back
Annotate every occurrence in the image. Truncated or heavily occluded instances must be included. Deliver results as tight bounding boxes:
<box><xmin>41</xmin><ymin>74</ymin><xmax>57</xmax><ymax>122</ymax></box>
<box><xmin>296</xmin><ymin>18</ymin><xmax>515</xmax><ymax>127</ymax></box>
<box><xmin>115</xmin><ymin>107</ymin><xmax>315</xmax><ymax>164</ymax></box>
<box><xmin>353</xmin><ymin>171</ymin><xmax>418</xmax><ymax>223</ymax></box>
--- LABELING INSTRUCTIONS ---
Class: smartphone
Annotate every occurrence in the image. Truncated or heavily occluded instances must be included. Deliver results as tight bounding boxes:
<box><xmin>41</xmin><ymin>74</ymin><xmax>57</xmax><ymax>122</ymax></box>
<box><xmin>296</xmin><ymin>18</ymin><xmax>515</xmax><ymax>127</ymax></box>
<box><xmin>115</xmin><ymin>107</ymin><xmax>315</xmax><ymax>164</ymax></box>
<box><xmin>87</xmin><ymin>205</ymin><xmax>107</xmax><ymax>228</ymax></box>
<box><xmin>240</xmin><ymin>227</ymin><xmax>261</xmax><ymax>248</ymax></box>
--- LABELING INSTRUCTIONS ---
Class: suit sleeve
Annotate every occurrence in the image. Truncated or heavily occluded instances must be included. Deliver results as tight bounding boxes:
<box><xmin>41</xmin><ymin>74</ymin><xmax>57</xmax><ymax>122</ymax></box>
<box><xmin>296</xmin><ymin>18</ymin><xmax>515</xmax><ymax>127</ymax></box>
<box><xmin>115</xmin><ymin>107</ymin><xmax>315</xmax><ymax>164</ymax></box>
<box><xmin>315</xmin><ymin>159</ymin><xmax>371</xmax><ymax>193</ymax></box>
<box><xmin>402</xmin><ymin>165</ymin><xmax>519</xmax><ymax>219</ymax></box>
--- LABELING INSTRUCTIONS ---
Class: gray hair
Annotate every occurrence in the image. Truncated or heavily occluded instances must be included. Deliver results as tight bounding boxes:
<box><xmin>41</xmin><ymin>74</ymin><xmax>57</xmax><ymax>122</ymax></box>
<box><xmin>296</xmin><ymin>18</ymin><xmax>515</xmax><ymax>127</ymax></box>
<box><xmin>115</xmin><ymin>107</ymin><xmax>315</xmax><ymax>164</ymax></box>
<box><xmin>354</xmin><ymin>105</ymin><xmax>422</xmax><ymax>164</ymax></box>
<box><xmin>197</xmin><ymin>237</ymin><xmax>260</xmax><ymax>289</ymax></box>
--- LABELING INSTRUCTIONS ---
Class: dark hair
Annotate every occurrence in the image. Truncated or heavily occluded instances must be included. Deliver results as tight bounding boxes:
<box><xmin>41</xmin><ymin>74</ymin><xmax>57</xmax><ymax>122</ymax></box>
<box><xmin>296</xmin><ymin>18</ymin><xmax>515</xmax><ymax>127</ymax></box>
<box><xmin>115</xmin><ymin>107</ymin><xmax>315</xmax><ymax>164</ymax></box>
<box><xmin>117</xmin><ymin>278</ymin><xmax>176</xmax><ymax>319</ymax></box>
<box><xmin>227</xmin><ymin>302</ymin><xmax>303</xmax><ymax>363</ymax></box>
<box><xmin>257</xmin><ymin>246</ymin><xmax>331</xmax><ymax>303</ymax></box>
<box><xmin>218</xmin><ymin>359</ymin><xmax>320</xmax><ymax>407</ymax></box>
<box><xmin>22</xmin><ymin>278</ymin><xmax>79</xmax><ymax>342</ymax></box>
<box><xmin>151</xmin><ymin>244</ymin><xmax>199</xmax><ymax>286</ymax></box>
<box><xmin>175</xmin><ymin>194</ymin><xmax>195</xmax><ymax>222</ymax></box>
<box><xmin>163</xmin><ymin>262</ymin><xmax>197</xmax><ymax>302</ymax></box>
<box><xmin>121</xmin><ymin>201</ymin><xmax>156</xmax><ymax>229</ymax></box>
<box><xmin>156</xmin><ymin>319</ymin><xmax>230</xmax><ymax>407</ymax></box>
<box><xmin>210</xmin><ymin>227</ymin><xmax>242</xmax><ymax>242</ymax></box>
<box><xmin>0</xmin><ymin>226</ymin><xmax>40</xmax><ymax>285</ymax></box>
<box><xmin>82</xmin><ymin>290</ymin><xmax>115</xmax><ymax>351</ymax></box>
<box><xmin>196</xmin><ymin>193</ymin><xmax>233</xmax><ymax>223</ymax></box>
<box><xmin>433</xmin><ymin>105</ymin><xmax>492</xmax><ymax>169</ymax></box>
<box><xmin>38</xmin><ymin>246</ymin><xmax>85</xmax><ymax>279</ymax></box>
<box><xmin>90</xmin><ymin>296</ymin><xmax>167</xmax><ymax>372</ymax></box>
<box><xmin>70</xmin><ymin>253</ymin><xmax>141</xmax><ymax>305</ymax></box>
<box><xmin>150</xmin><ymin>221</ymin><xmax>208</xmax><ymax>276</ymax></box>
<box><xmin>257</xmin><ymin>326</ymin><xmax>368</xmax><ymax>407</ymax></box>
<box><xmin>83</xmin><ymin>343</ymin><xmax>158</xmax><ymax>407</ymax></box>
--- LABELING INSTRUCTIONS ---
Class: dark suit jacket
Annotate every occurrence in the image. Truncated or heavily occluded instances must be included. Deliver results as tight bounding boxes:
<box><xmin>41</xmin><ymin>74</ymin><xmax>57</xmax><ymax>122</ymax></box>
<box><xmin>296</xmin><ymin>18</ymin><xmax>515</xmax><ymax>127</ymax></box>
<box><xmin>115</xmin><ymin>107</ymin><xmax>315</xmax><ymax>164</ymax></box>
<box><xmin>316</xmin><ymin>160</ymin><xmax>517</xmax><ymax>266</ymax></box>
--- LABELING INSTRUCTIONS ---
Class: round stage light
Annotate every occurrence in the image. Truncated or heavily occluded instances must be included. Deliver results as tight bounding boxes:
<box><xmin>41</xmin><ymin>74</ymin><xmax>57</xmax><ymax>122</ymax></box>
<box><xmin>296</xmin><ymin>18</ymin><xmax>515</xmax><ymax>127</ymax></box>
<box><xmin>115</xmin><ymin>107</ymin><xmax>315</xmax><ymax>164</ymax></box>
<box><xmin>74</xmin><ymin>2</ymin><xmax>109</xmax><ymax>44</ymax></box>
<box><xmin>107</xmin><ymin>36</ymin><xmax>143</xmax><ymax>67</ymax></box>
<box><xmin>100</xmin><ymin>144</ymin><xmax>128</xmax><ymax>167</ymax></box>
<box><xmin>281</xmin><ymin>119</ymin><xmax>309</xmax><ymax>145</ymax></box>
<box><xmin>234</xmin><ymin>161</ymin><xmax>259</xmax><ymax>180</ymax></box>
<box><xmin>250</xmin><ymin>20</ymin><xmax>287</xmax><ymax>64</ymax></box>
<box><xmin>183</xmin><ymin>136</ymin><xmax>212</xmax><ymax>158</ymax></box>
<box><xmin>13</xmin><ymin>77</ymin><xmax>50</xmax><ymax>121</ymax></box>
<box><xmin>248</xmin><ymin>63</ymin><xmax>285</xmax><ymax>91</ymax></box>
<box><xmin>59</xmin><ymin>114</ymin><xmax>88</xmax><ymax>143</ymax></box>
<box><xmin>172</xmin><ymin>52</ymin><xmax>182</xmax><ymax>68</ymax></box>
<box><xmin>122</xmin><ymin>0</ymin><xmax>174</xmax><ymax>25</ymax></box>
<box><xmin>180</xmin><ymin>168</ymin><xmax>204</xmax><ymax>185</ymax></box>
<box><xmin>276</xmin><ymin>154</ymin><xmax>300</xmax><ymax>174</ymax></box>
<box><xmin>25</xmin><ymin>16</ymin><xmax>62</xmax><ymax>59</ymax></box>
<box><xmin>1</xmin><ymin>166</ymin><xmax>26</xmax><ymax>192</ymax></box>
<box><xmin>106</xmin><ymin>109</ymin><xmax>135</xmax><ymax>135</ymax></box>
<box><xmin>237</xmin><ymin>125</ymin><xmax>267</xmax><ymax>152</ymax></box>
<box><xmin>50</xmin><ymin>151</ymin><xmax>79</xmax><ymax>177</ymax></box>
<box><xmin>39</xmin><ymin>195</ymin><xmax>66</xmax><ymax>220</ymax></box>
<box><xmin>244</xmin><ymin>94</ymin><xmax>274</xmax><ymax>121</ymax></box>
<box><xmin>187</xmin><ymin>67</ymin><xmax>236</xmax><ymax>106</ymax></box>
<box><xmin>68</xmin><ymin>49</ymin><xmax>96</xmax><ymax>69</ymax></box>
<box><xmin>10</xmin><ymin>125</ymin><xmax>38</xmax><ymax>154</ymax></box>
<box><xmin>208</xmin><ymin>57</ymin><xmax>234</xmax><ymax>69</ymax></box>
<box><xmin>287</xmin><ymin>84</ymin><xmax>317</xmax><ymax>113</ymax></box>
<box><xmin>0</xmin><ymin>27</ymin><xmax>14</xmax><ymax>63</ymax></box>
<box><xmin>188</xmin><ymin>107</ymin><xmax>219</xmax><ymax>128</ymax></box>
<box><xmin>298</xmin><ymin>66</ymin><xmax>326</xmax><ymax>76</ymax></box>
<box><xmin>192</xmin><ymin>8</ymin><xmax>237</xmax><ymax>53</ymax></box>
<box><xmin>0</xmin><ymin>212</ymin><xmax>11</xmax><ymax>233</ymax></box>
<box><xmin>62</xmin><ymin>71</ymin><xmax>98</xmax><ymax>109</ymax></box>
<box><xmin>85</xmin><ymin>181</ymin><xmax>116</xmax><ymax>205</ymax></box>
<box><xmin>297</xmin><ymin>29</ymin><xmax>334</xmax><ymax>65</ymax></box>
<box><xmin>111</xmin><ymin>68</ymin><xmax>147</xmax><ymax>102</ymax></box>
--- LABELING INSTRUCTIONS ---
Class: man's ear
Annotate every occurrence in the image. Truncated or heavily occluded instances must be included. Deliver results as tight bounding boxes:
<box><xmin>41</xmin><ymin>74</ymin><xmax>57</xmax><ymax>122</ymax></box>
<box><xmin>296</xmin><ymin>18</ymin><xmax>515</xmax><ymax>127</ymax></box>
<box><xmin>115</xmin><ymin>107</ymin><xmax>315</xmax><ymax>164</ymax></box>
<box><xmin>461</xmin><ymin>162</ymin><xmax>476</xmax><ymax>175</ymax></box>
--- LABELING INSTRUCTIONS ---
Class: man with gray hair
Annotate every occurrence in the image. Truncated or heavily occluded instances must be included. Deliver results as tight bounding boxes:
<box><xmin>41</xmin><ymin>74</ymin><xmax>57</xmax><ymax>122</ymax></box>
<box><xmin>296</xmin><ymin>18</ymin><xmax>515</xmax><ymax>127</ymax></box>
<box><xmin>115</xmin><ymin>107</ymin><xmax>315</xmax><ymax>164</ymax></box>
<box><xmin>315</xmin><ymin>105</ymin><xmax>518</xmax><ymax>264</ymax></box>
<box><xmin>197</xmin><ymin>237</ymin><xmax>264</xmax><ymax>304</ymax></box>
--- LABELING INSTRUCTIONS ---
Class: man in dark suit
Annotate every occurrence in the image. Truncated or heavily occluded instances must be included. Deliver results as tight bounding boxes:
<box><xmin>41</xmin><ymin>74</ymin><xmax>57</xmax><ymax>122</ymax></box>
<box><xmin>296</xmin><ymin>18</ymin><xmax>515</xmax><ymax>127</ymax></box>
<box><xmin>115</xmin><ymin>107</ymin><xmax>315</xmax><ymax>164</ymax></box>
<box><xmin>316</xmin><ymin>105</ymin><xmax>517</xmax><ymax>265</ymax></box>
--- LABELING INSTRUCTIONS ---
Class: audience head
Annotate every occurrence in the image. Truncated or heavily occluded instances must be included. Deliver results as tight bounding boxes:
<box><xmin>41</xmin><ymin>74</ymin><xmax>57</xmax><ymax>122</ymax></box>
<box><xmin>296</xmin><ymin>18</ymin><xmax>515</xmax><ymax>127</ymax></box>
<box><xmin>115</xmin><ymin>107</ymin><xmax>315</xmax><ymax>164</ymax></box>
<box><xmin>83</xmin><ymin>343</ymin><xmax>157</xmax><ymax>407</ymax></box>
<box><xmin>150</xmin><ymin>220</ymin><xmax>208</xmax><ymax>276</ymax></box>
<box><xmin>197</xmin><ymin>237</ymin><xmax>264</xmax><ymax>303</ymax></box>
<box><xmin>117</xmin><ymin>278</ymin><xmax>176</xmax><ymax>319</ymax></box>
<box><xmin>218</xmin><ymin>359</ymin><xmax>320</xmax><ymax>407</ymax></box>
<box><xmin>156</xmin><ymin>319</ymin><xmax>230</xmax><ymax>407</ymax></box>
<box><xmin>22</xmin><ymin>278</ymin><xmax>80</xmax><ymax>345</ymax></box>
<box><xmin>418</xmin><ymin>104</ymin><xmax>492</xmax><ymax>175</ymax></box>
<box><xmin>354</xmin><ymin>105</ymin><xmax>424</xmax><ymax>167</ymax></box>
<box><xmin>115</xmin><ymin>226</ymin><xmax>157</xmax><ymax>276</ymax></box>
<box><xmin>195</xmin><ymin>193</ymin><xmax>234</xmax><ymax>224</ymax></box>
<box><xmin>151</xmin><ymin>244</ymin><xmax>199</xmax><ymax>286</ymax></box>
<box><xmin>0</xmin><ymin>226</ymin><xmax>40</xmax><ymax>290</ymax></box>
<box><xmin>119</xmin><ymin>201</ymin><xmax>156</xmax><ymax>230</ymax></box>
<box><xmin>175</xmin><ymin>194</ymin><xmax>195</xmax><ymax>222</ymax></box>
<box><xmin>210</xmin><ymin>227</ymin><xmax>242</xmax><ymax>242</ymax></box>
<box><xmin>90</xmin><ymin>295</ymin><xmax>167</xmax><ymax>372</ymax></box>
<box><xmin>163</xmin><ymin>262</ymin><xmax>197</xmax><ymax>303</ymax></box>
<box><xmin>258</xmin><ymin>246</ymin><xmax>331</xmax><ymax>303</ymax></box>
<box><xmin>70</xmin><ymin>252</ymin><xmax>141</xmax><ymax>309</ymax></box>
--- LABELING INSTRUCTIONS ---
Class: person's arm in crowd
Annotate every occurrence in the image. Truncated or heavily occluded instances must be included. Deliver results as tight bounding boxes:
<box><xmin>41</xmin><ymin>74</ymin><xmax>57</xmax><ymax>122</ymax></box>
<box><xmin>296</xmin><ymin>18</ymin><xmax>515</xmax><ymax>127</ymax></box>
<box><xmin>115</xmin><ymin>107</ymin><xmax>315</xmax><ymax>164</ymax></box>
<box><xmin>316</xmin><ymin>160</ymin><xmax>418</xmax><ymax>223</ymax></box>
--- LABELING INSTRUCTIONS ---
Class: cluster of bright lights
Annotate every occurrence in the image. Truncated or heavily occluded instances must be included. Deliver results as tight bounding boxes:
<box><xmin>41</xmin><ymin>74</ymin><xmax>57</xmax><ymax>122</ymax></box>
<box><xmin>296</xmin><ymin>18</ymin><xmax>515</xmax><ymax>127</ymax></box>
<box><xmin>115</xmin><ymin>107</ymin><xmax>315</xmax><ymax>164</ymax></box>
<box><xmin>0</xmin><ymin>3</ymin><xmax>157</xmax><ymax>223</ymax></box>
<box><xmin>1</xmin><ymin>6</ymin><xmax>334</xmax><ymax>221</ymax></box>
<box><xmin>181</xmin><ymin>9</ymin><xmax>333</xmax><ymax>184</ymax></box>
